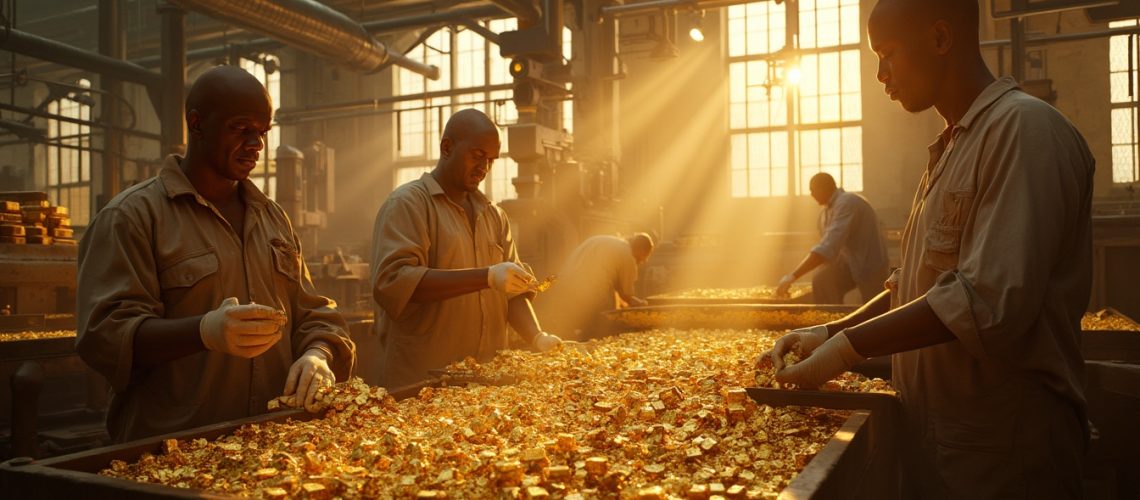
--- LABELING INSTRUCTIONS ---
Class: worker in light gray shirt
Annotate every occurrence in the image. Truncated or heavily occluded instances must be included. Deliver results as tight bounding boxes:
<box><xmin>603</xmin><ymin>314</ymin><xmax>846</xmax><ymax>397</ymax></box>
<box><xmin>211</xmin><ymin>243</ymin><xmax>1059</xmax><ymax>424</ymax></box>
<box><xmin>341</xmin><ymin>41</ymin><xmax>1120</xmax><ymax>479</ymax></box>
<box><xmin>776</xmin><ymin>173</ymin><xmax>889</xmax><ymax>303</ymax></box>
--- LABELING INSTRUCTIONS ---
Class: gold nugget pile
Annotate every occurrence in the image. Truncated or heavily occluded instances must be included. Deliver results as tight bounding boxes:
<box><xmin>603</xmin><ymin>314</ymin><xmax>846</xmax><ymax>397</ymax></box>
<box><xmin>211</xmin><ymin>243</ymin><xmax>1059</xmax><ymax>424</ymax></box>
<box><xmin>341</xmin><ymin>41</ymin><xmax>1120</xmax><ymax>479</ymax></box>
<box><xmin>102</xmin><ymin>329</ymin><xmax>879</xmax><ymax>498</ymax></box>
<box><xmin>653</xmin><ymin>286</ymin><xmax>811</xmax><ymax>301</ymax></box>
<box><xmin>1082</xmin><ymin>310</ymin><xmax>1140</xmax><ymax>331</ymax></box>
<box><xmin>0</xmin><ymin>330</ymin><xmax>76</xmax><ymax>342</ymax></box>
<box><xmin>605</xmin><ymin>308</ymin><xmax>846</xmax><ymax>332</ymax></box>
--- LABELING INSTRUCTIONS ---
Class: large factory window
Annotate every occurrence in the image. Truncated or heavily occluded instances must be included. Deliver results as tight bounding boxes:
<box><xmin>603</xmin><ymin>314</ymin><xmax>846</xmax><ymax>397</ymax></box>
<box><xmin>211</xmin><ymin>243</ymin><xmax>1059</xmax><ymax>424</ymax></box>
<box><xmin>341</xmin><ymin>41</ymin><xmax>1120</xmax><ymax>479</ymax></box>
<box><xmin>239</xmin><ymin>55</ymin><xmax>281</xmax><ymax>198</ymax></box>
<box><xmin>727</xmin><ymin>0</ymin><xmax>863</xmax><ymax>198</ymax></box>
<box><xmin>394</xmin><ymin>23</ymin><xmax>572</xmax><ymax>203</ymax></box>
<box><xmin>1110</xmin><ymin>20</ymin><xmax>1140</xmax><ymax>184</ymax></box>
<box><xmin>44</xmin><ymin>78</ymin><xmax>92</xmax><ymax>225</ymax></box>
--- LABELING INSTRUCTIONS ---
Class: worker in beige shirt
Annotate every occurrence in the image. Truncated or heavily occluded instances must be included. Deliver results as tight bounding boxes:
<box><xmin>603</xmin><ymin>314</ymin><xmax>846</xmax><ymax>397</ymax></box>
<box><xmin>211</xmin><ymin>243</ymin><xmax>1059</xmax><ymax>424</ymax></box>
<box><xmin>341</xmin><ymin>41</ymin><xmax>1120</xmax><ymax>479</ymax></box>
<box><xmin>76</xmin><ymin>66</ymin><xmax>355</xmax><ymax>442</ymax></box>
<box><xmin>536</xmin><ymin>233</ymin><xmax>654</xmax><ymax>339</ymax></box>
<box><xmin>371</xmin><ymin>109</ymin><xmax>563</xmax><ymax>389</ymax></box>
<box><xmin>760</xmin><ymin>1</ymin><xmax>1092</xmax><ymax>498</ymax></box>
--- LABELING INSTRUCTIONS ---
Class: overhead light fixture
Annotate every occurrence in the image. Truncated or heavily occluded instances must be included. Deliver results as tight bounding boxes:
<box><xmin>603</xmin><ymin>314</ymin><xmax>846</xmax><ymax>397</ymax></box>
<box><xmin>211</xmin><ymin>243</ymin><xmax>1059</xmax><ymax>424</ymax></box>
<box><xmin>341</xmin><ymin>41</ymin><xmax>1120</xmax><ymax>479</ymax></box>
<box><xmin>688</xmin><ymin>10</ymin><xmax>706</xmax><ymax>42</ymax></box>
<box><xmin>785</xmin><ymin>64</ymin><xmax>803</xmax><ymax>86</ymax></box>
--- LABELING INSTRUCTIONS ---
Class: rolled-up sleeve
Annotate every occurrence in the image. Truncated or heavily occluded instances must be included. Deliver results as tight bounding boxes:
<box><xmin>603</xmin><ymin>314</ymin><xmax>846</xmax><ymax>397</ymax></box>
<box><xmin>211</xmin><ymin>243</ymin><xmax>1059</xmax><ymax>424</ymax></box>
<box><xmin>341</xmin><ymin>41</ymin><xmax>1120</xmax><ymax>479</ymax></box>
<box><xmin>371</xmin><ymin>194</ymin><xmax>432</xmax><ymax>320</ymax></box>
<box><xmin>616</xmin><ymin>255</ymin><xmax>637</xmax><ymax>298</ymax></box>
<box><xmin>75</xmin><ymin>207</ymin><xmax>162</xmax><ymax>393</ymax></box>
<box><xmin>811</xmin><ymin>197</ymin><xmax>856</xmax><ymax>262</ymax></box>
<box><xmin>925</xmin><ymin>106</ymin><xmax>1091</xmax><ymax>362</ymax></box>
<box><xmin>289</xmin><ymin>231</ymin><xmax>356</xmax><ymax>381</ymax></box>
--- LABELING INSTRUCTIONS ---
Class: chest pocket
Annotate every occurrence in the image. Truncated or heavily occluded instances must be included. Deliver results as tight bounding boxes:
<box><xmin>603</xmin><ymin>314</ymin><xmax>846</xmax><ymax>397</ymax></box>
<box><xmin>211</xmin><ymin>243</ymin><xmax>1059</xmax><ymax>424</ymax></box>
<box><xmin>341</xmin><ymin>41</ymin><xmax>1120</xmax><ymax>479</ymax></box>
<box><xmin>159</xmin><ymin>249</ymin><xmax>219</xmax><ymax>290</ymax></box>
<box><xmin>487</xmin><ymin>241</ymin><xmax>506</xmax><ymax>266</ymax></box>
<box><xmin>270</xmin><ymin>238</ymin><xmax>302</xmax><ymax>283</ymax></box>
<box><xmin>924</xmin><ymin>189</ymin><xmax>974</xmax><ymax>272</ymax></box>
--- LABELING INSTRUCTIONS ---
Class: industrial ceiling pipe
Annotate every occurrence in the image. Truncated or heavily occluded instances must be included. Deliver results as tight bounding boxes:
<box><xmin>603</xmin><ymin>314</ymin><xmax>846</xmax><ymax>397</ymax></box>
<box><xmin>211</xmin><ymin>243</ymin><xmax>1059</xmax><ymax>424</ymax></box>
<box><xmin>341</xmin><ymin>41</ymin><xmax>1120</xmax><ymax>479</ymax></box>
<box><xmin>166</xmin><ymin>0</ymin><xmax>441</xmax><ymax>80</ymax></box>
<box><xmin>489</xmin><ymin>0</ymin><xmax>541</xmax><ymax>25</ymax></box>
<box><xmin>0</xmin><ymin>28</ymin><xmax>163</xmax><ymax>89</ymax></box>
<box><xmin>131</xmin><ymin>5</ymin><xmax>510</xmax><ymax>68</ymax></box>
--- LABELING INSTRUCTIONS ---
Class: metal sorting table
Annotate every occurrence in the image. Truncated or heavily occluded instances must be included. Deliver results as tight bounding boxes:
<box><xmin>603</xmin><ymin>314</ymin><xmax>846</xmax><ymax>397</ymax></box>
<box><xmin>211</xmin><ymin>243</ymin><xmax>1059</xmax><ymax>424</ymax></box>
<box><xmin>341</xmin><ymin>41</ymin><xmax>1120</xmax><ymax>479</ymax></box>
<box><xmin>1082</xmin><ymin>308</ymin><xmax>1140</xmax><ymax>363</ymax></box>
<box><xmin>0</xmin><ymin>319</ymin><xmax>110</xmax><ymax>460</ymax></box>
<box><xmin>1083</xmin><ymin>361</ymin><xmax>1140</xmax><ymax>498</ymax></box>
<box><xmin>647</xmin><ymin>290</ymin><xmax>817</xmax><ymax>306</ymax></box>
<box><xmin>1</xmin><ymin>380</ymin><xmax>902</xmax><ymax>499</ymax></box>
<box><xmin>603</xmin><ymin>304</ymin><xmax>859</xmax><ymax>332</ymax></box>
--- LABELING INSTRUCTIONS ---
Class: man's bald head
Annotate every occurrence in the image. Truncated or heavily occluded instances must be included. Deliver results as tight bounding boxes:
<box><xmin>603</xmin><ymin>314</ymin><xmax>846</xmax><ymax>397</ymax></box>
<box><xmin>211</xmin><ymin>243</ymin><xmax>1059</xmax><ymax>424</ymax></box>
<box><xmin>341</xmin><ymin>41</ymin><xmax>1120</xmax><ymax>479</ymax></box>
<box><xmin>442</xmin><ymin>108</ymin><xmax>499</xmax><ymax>143</ymax></box>
<box><xmin>628</xmin><ymin>232</ymin><xmax>655</xmax><ymax>264</ymax></box>
<box><xmin>869</xmin><ymin>0</ymin><xmax>984</xmax><ymax>115</ymax></box>
<box><xmin>185</xmin><ymin>65</ymin><xmax>272</xmax><ymax>125</ymax></box>
<box><xmin>871</xmin><ymin>0</ymin><xmax>979</xmax><ymax>43</ymax></box>
<box><xmin>809</xmin><ymin>172</ymin><xmax>837</xmax><ymax>205</ymax></box>
<box><xmin>434</xmin><ymin>109</ymin><xmax>501</xmax><ymax>195</ymax></box>
<box><xmin>182</xmin><ymin>66</ymin><xmax>273</xmax><ymax>183</ymax></box>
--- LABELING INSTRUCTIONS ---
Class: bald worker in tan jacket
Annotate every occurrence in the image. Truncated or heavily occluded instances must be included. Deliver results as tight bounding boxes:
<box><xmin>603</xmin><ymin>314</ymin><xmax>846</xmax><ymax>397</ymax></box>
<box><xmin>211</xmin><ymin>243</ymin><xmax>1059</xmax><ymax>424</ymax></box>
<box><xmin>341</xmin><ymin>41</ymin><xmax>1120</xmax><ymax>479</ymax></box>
<box><xmin>77</xmin><ymin>67</ymin><xmax>355</xmax><ymax>442</ymax></box>
<box><xmin>371</xmin><ymin>109</ymin><xmax>563</xmax><ymax>388</ymax></box>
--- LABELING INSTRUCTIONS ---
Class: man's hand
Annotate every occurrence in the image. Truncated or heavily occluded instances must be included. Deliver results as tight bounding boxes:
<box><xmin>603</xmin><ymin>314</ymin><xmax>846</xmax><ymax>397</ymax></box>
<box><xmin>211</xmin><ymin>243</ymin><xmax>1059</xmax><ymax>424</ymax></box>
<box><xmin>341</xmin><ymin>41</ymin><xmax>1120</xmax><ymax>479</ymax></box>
<box><xmin>283</xmin><ymin>349</ymin><xmax>335</xmax><ymax>413</ymax></box>
<box><xmin>757</xmin><ymin>325</ymin><xmax>829</xmax><ymax>372</ymax></box>
<box><xmin>533</xmin><ymin>331</ymin><xmax>563</xmax><ymax>352</ymax></box>
<box><xmin>199</xmin><ymin>297</ymin><xmax>287</xmax><ymax>358</ymax></box>
<box><xmin>487</xmin><ymin>262</ymin><xmax>535</xmax><ymax>295</ymax></box>
<box><xmin>627</xmin><ymin>296</ymin><xmax>648</xmax><ymax>308</ymax></box>
<box><xmin>775</xmin><ymin>331</ymin><xmax>865</xmax><ymax>389</ymax></box>
<box><xmin>775</xmin><ymin>273</ymin><xmax>797</xmax><ymax>297</ymax></box>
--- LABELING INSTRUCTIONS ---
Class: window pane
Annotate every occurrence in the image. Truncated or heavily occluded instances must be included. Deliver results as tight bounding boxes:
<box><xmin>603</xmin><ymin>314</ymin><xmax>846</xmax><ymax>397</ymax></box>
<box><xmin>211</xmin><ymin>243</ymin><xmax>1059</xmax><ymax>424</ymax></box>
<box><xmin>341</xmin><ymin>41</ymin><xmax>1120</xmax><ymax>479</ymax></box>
<box><xmin>1113</xmin><ymin>145</ymin><xmax>1136</xmax><ymax>183</ymax></box>
<box><xmin>456</xmin><ymin>30</ymin><xmax>486</xmax><ymax>89</ymax></box>
<box><xmin>727</xmin><ymin>1</ymin><xmax>862</xmax><ymax>197</ymax></box>
<box><xmin>395</xmin><ymin>166</ymin><xmax>432</xmax><ymax>187</ymax></box>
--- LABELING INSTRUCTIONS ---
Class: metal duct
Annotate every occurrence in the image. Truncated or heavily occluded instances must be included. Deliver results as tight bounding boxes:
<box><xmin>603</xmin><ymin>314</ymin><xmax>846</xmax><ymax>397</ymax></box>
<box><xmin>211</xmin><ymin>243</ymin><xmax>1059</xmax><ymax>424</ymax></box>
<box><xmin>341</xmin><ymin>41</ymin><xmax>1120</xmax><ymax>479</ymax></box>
<box><xmin>490</xmin><ymin>0</ymin><xmax>540</xmax><ymax>24</ymax></box>
<box><xmin>166</xmin><ymin>0</ymin><xmax>440</xmax><ymax>80</ymax></box>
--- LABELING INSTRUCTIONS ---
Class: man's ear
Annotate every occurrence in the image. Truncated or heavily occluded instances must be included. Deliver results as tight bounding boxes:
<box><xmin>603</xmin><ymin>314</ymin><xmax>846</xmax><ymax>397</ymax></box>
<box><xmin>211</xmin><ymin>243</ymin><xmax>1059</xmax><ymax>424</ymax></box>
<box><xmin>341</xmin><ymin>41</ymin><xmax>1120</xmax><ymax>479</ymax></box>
<box><xmin>439</xmin><ymin>137</ymin><xmax>453</xmax><ymax>159</ymax></box>
<box><xmin>187</xmin><ymin>109</ymin><xmax>204</xmax><ymax>140</ymax></box>
<box><xmin>931</xmin><ymin>19</ymin><xmax>953</xmax><ymax>56</ymax></box>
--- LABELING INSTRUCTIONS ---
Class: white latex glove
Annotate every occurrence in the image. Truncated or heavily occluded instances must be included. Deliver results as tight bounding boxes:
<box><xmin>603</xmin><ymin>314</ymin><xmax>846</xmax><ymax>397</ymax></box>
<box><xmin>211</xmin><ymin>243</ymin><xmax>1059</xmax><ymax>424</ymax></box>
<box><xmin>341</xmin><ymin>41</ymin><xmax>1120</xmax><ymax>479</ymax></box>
<box><xmin>487</xmin><ymin>262</ymin><xmax>535</xmax><ymax>295</ymax></box>
<box><xmin>533</xmin><ymin>331</ymin><xmax>563</xmax><ymax>352</ymax></box>
<box><xmin>626</xmin><ymin>296</ymin><xmax>648</xmax><ymax>308</ymax></box>
<box><xmin>199</xmin><ymin>297</ymin><xmax>287</xmax><ymax>358</ymax></box>
<box><xmin>758</xmin><ymin>325</ymin><xmax>830</xmax><ymax>372</ymax></box>
<box><xmin>775</xmin><ymin>273</ymin><xmax>797</xmax><ymax>297</ymax></box>
<box><xmin>283</xmin><ymin>348</ymin><xmax>335</xmax><ymax>413</ymax></box>
<box><xmin>775</xmin><ymin>331</ymin><xmax>866</xmax><ymax>389</ymax></box>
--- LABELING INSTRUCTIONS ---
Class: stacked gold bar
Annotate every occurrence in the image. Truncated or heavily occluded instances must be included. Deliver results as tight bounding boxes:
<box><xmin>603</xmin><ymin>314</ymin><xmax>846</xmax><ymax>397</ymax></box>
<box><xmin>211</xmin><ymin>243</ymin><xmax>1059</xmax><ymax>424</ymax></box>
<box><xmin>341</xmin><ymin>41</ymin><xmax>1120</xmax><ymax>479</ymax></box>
<box><xmin>20</xmin><ymin>199</ymin><xmax>74</xmax><ymax>246</ymax></box>
<box><xmin>0</xmin><ymin>195</ymin><xmax>74</xmax><ymax>245</ymax></box>
<box><xmin>101</xmin><ymin>329</ymin><xmax>891</xmax><ymax>498</ymax></box>
<box><xmin>0</xmin><ymin>200</ymin><xmax>24</xmax><ymax>244</ymax></box>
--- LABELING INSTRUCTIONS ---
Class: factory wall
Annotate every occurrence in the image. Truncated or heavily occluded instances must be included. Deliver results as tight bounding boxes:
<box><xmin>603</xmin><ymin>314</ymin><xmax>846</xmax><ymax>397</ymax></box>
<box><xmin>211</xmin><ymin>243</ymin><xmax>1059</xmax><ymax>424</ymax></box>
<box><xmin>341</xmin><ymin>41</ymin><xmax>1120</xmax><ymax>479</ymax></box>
<box><xmin>282</xmin><ymin>50</ymin><xmax>399</xmax><ymax>259</ymax></box>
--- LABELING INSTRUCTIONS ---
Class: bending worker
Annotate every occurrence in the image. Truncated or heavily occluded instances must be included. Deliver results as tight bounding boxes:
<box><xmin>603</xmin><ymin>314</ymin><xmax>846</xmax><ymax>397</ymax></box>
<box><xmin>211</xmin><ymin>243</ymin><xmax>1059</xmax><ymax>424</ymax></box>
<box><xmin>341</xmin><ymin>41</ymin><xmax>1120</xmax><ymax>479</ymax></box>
<box><xmin>77</xmin><ymin>66</ymin><xmax>355</xmax><ymax>442</ymax></box>
<box><xmin>762</xmin><ymin>1</ymin><xmax>1094</xmax><ymax>498</ymax></box>
<box><xmin>536</xmin><ymin>233</ymin><xmax>655</xmax><ymax>339</ymax></box>
<box><xmin>775</xmin><ymin>172</ymin><xmax>889</xmax><ymax>303</ymax></box>
<box><xmin>371</xmin><ymin>109</ymin><xmax>563</xmax><ymax>388</ymax></box>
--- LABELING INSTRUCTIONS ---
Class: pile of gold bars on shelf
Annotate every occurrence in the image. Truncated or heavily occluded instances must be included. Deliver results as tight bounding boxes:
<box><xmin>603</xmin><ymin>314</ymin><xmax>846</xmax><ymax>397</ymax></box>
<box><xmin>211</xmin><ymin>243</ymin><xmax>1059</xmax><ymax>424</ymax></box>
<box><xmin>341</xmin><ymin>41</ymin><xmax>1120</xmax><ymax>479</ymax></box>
<box><xmin>0</xmin><ymin>195</ymin><xmax>74</xmax><ymax>245</ymax></box>
<box><xmin>654</xmin><ymin>285</ymin><xmax>811</xmax><ymax>300</ymax></box>
<box><xmin>101</xmin><ymin>329</ymin><xmax>892</xmax><ymax>498</ymax></box>
<box><xmin>1082</xmin><ymin>309</ymin><xmax>1140</xmax><ymax>331</ymax></box>
<box><xmin>0</xmin><ymin>330</ymin><xmax>76</xmax><ymax>342</ymax></box>
<box><xmin>606</xmin><ymin>308</ymin><xmax>847</xmax><ymax>332</ymax></box>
